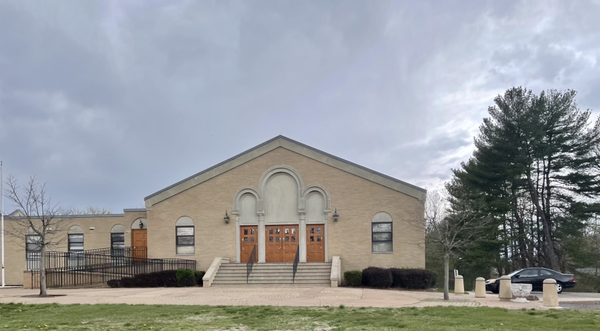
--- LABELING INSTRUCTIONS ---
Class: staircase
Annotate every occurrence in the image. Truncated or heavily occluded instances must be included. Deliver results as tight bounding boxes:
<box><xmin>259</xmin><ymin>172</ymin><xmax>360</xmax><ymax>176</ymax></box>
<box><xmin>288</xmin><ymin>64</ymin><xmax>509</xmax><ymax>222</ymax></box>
<box><xmin>212</xmin><ymin>262</ymin><xmax>332</xmax><ymax>286</ymax></box>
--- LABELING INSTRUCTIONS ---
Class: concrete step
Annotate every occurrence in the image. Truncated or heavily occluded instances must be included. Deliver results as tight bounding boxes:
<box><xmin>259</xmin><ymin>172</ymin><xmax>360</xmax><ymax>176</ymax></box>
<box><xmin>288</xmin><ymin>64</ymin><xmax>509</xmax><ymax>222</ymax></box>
<box><xmin>212</xmin><ymin>262</ymin><xmax>332</xmax><ymax>287</ymax></box>
<box><xmin>215</xmin><ymin>273</ymin><xmax>329</xmax><ymax>277</ymax></box>
<box><xmin>213</xmin><ymin>278</ymin><xmax>330</xmax><ymax>285</ymax></box>
<box><xmin>220</xmin><ymin>263</ymin><xmax>331</xmax><ymax>269</ymax></box>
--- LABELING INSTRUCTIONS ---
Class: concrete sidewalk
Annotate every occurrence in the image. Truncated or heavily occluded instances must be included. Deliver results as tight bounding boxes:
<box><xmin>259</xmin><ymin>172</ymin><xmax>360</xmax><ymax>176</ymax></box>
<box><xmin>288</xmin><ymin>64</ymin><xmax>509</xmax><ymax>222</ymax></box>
<box><xmin>0</xmin><ymin>286</ymin><xmax>560</xmax><ymax>309</ymax></box>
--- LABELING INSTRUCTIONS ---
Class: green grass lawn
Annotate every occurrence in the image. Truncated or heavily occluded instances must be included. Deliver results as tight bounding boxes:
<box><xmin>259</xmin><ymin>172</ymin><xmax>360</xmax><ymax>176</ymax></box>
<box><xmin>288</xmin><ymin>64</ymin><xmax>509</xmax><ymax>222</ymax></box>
<box><xmin>0</xmin><ymin>304</ymin><xmax>598</xmax><ymax>330</ymax></box>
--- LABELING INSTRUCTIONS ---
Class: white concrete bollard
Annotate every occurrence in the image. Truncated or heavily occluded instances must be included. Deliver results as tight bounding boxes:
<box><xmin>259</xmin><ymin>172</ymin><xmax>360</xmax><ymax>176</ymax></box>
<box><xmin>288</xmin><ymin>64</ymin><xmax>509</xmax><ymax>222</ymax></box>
<box><xmin>454</xmin><ymin>275</ymin><xmax>465</xmax><ymax>294</ymax></box>
<box><xmin>543</xmin><ymin>278</ymin><xmax>559</xmax><ymax>307</ymax></box>
<box><xmin>498</xmin><ymin>275</ymin><xmax>512</xmax><ymax>300</ymax></box>
<box><xmin>475</xmin><ymin>277</ymin><xmax>486</xmax><ymax>298</ymax></box>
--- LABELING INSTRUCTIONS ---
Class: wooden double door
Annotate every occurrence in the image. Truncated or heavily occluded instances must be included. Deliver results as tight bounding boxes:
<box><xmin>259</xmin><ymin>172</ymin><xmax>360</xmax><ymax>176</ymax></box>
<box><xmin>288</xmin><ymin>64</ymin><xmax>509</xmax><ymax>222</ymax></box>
<box><xmin>266</xmin><ymin>225</ymin><xmax>299</xmax><ymax>263</ymax></box>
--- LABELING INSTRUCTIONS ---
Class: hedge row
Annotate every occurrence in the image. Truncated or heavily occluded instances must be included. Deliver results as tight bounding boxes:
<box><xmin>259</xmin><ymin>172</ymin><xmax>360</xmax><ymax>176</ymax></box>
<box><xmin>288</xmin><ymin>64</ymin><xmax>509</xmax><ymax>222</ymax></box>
<box><xmin>107</xmin><ymin>269</ymin><xmax>205</xmax><ymax>288</ymax></box>
<box><xmin>343</xmin><ymin>267</ymin><xmax>434</xmax><ymax>289</ymax></box>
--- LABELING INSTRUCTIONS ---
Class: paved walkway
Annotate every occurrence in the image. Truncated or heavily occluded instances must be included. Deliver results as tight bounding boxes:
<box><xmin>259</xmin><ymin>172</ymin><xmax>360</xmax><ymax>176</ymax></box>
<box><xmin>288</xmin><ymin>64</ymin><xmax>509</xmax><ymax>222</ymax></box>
<box><xmin>0</xmin><ymin>286</ymin><xmax>574</xmax><ymax>309</ymax></box>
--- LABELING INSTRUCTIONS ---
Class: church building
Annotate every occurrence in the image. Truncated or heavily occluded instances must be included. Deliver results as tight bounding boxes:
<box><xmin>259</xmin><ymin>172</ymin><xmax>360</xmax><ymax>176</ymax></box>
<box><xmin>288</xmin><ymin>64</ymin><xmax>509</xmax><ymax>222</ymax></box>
<box><xmin>2</xmin><ymin>136</ymin><xmax>426</xmax><ymax>286</ymax></box>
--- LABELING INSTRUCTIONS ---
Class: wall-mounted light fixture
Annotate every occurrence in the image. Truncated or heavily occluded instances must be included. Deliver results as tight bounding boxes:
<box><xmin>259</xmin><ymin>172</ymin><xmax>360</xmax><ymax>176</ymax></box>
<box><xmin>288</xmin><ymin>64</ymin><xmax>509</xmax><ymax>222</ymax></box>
<box><xmin>332</xmin><ymin>208</ymin><xmax>339</xmax><ymax>222</ymax></box>
<box><xmin>224</xmin><ymin>211</ymin><xmax>230</xmax><ymax>224</ymax></box>
<box><xmin>138</xmin><ymin>220</ymin><xmax>145</xmax><ymax>229</ymax></box>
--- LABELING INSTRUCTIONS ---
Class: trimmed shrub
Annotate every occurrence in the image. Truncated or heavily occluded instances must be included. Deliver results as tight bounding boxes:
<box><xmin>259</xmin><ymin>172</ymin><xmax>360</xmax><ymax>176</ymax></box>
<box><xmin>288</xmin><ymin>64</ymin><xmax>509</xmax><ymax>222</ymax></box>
<box><xmin>176</xmin><ymin>269</ymin><xmax>196</xmax><ymax>287</ymax></box>
<box><xmin>194</xmin><ymin>270</ymin><xmax>205</xmax><ymax>286</ymax></box>
<box><xmin>362</xmin><ymin>267</ymin><xmax>393</xmax><ymax>288</ymax></box>
<box><xmin>390</xmin><ymin>268</ymin><xmax>435</xmax><ymax>289</ymax></box>
<box><xmin>343</xmin><ymin>271</ymin><xmax>362</xmax><ymax>287</ymax></box>
<box><xmin>390</xmin><ymin>268</ymin><xmax>406</xmax><ymax>288</ymax></box>
<box><xmin>107</xmin><ymin>279</ymin><xmax>121</xmax><ymax>288</ymax></box>
<box><xmin>106</xmin><ymin>270</ymin><xmax>179</xmax><ymax>288</ymax></box>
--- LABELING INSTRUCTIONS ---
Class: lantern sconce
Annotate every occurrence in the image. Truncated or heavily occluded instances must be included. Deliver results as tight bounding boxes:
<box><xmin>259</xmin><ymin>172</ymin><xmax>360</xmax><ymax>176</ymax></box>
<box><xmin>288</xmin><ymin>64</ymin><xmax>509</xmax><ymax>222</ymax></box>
<box><xmin>224</xmin><ymin>211</ymin><xmax>230</xmax><ymax>224</ymax></box>
<box><xmin>138</xmin><ymin>220</ymin><xmax>145</xmax><ymax>229</ymax></box>
<box><xmin>332</xmin><ymin>208</ymin><xmax>340</xmax><ymax>222</ymax></box>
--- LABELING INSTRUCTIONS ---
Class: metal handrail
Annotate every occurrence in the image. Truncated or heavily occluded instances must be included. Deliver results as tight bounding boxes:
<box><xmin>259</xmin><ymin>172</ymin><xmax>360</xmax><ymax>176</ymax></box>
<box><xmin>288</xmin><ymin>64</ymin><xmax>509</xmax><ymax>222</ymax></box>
<box><xmin>292</xmin><ymin>245</ymin><xmax>300</xmax><ymax>283</ymax></box>
<box><xmin>246</xmin><ymin>245</ymin><xmax>257</xmax><ymax>284</ymax></box>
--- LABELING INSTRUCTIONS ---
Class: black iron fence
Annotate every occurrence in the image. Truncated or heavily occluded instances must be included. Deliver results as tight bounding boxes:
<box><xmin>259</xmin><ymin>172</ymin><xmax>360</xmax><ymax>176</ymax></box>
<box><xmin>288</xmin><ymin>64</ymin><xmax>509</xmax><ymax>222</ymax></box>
<box><xmin>28</xmin><ymin>247</ymin><xmax>196</xmax><ymax>289</ymax></box>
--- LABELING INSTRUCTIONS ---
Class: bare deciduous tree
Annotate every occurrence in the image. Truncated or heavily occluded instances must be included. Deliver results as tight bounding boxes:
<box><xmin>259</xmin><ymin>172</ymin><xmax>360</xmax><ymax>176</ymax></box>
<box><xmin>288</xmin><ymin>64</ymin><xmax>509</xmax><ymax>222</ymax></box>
<box><xmin>5</xmin><ymin>176</ymin><xmax>64</xmax><ymax>296</ymax></box>
<box><xmin>426</xmin><ymin>189</ymin><xmax>490</xmax><ymax>300</ymax></box>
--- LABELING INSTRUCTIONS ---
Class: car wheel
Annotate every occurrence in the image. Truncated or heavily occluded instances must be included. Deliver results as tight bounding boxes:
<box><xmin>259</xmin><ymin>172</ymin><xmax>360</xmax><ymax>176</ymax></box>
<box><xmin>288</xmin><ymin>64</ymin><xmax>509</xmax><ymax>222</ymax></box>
<box><xmin>556</xmin><ymin>282</ymin><xmax>563</xmax><ymax>294</ymax></box>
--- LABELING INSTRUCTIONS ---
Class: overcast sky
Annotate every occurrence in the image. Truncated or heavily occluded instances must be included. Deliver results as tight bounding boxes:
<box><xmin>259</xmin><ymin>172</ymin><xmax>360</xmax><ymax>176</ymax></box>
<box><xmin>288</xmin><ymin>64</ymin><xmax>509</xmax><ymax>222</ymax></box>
<box><xmin>1</xmin><ymin>0</ymin><xmax>599</xmax><ymax>213</ymax></box>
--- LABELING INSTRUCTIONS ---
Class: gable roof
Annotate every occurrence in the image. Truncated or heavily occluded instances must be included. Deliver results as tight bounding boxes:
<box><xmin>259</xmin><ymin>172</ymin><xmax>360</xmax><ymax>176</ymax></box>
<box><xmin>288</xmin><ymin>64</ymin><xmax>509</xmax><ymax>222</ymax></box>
<box><xmin>144</xmin><ymin>135</ymin><xmax>427</xmax><ymax>207</ymax></box>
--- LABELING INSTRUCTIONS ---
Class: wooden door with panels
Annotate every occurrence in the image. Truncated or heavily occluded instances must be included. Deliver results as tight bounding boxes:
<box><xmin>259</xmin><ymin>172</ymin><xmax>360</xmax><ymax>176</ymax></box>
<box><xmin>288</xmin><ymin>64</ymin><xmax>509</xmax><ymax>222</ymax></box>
<box><xmin>131</xmin><ymin>229</ymin><xmax>147</xmax><ymax>259</ymax></box>
<box><xmin>240</xmin><ymin>225</ymin><xmax>258</xmax><ymax>263</ymax></box>
<box><xmin>306</xmin><ymin>224</ymin><xmax>325</xmax><ymax>262</ymax></box>
<box><xmin>265</xmin><ymin>225</ymin><xmax>299</xmax><ymax>263</ymax></box>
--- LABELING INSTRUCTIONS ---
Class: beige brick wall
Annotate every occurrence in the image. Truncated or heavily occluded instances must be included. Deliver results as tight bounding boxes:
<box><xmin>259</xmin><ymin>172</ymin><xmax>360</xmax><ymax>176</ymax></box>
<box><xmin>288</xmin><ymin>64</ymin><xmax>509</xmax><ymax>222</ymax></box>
<box><xmin>147</xmin><ymin>147</ymin><xmax>425</xmax><ymax>273</ymax></box>
<box><xmin>1</xmin><ymin>210</ymin><xmax>146</xmax><ymax>285</ymax></box>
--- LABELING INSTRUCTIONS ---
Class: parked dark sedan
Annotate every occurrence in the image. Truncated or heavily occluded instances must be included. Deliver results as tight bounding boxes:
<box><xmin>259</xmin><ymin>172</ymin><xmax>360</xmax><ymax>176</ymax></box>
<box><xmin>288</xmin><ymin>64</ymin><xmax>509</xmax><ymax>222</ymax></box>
<box><xmin>485</xmin><ymin>267</ymin><xmax>576</xmax><ymax>294</ymax></box>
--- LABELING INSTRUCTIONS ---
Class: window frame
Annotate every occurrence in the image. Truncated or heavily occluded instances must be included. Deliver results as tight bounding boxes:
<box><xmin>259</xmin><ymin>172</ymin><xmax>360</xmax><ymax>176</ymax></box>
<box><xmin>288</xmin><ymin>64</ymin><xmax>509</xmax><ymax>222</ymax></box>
<box><xmin>175</xmin><ymin>225</ymin><xmax>195</xmax><ymax>255</ymax></box>
<box><xmin>110</xmin><ymin>232</ymin><xmax>125</xmax><ymax>255</ymax></box>
<box><xmin>67</xmin><ymin>232</ymin><xmax>85</xmax><ymax>269</ymax></box>
<box><xmin>371</xmin><ymin>221</ymin><xmax>393</xmax><ymax>253</ymax></box>
<box><xmin>68</xmin><ymin>233</ymin><xmax>84</xmax><ymax>252</ymax></box>
<box><xmin>25</xmin><ymin>234</ymin><xmax>42</xmax><ymax>271</ymax></box>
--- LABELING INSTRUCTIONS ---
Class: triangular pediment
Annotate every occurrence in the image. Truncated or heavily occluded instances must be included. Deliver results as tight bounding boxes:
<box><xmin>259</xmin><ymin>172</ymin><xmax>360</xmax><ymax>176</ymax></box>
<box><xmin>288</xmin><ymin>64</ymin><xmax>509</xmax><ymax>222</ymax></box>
<box><xmin>144</xmin><ymin>135</ymin><xmax>426</xmax><ymax>207</ymax></box>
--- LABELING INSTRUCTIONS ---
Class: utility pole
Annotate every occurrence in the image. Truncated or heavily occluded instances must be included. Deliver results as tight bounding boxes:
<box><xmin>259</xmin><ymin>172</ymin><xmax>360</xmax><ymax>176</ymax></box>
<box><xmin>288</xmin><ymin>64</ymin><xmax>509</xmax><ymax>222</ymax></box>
<box><xmin>1</xmin><ymin>160</ymin><xmax>5</xmax><ymax>287</ymax></box>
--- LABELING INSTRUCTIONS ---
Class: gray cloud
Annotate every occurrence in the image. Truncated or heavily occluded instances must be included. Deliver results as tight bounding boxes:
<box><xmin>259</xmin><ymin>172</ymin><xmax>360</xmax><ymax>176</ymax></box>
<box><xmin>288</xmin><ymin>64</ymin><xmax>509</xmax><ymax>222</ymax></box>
<box><xmin>1</xmin><ymin>0</ymin><xmax>599</xmax><ymax>211</ymax></box>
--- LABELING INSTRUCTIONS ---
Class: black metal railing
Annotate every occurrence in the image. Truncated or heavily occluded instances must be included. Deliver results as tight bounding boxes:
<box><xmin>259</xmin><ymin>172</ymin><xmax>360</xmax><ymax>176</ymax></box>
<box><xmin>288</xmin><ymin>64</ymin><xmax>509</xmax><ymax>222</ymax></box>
<box><xmin>292</xmin><ymin>245</ymin><xmax>300</xmax><ymax>283</ymax></box>
<box><xmin>246</xmin><ymin>245</ymin><xmax>257</xmax><ymax>284</ymax></box>
<box><xmin>28</xmin><ymin>247</ymin><xmax>196</xmax><ymax>289</ymax></box>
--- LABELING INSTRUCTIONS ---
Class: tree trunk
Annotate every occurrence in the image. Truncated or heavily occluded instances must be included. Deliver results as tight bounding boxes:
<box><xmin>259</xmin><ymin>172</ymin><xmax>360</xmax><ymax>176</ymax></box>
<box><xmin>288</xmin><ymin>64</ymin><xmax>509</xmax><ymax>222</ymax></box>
<box><xmin>443</xmin><ymin>253</ymin><xmax>450</xmax><ymax>301</ymax></box>
<box><xmin>525</xmin><ymin>173</ymin><xmax>560</xmax><ymax>270</ymax></box>
<box><xmin>39</xmin><ymin>245</ymin><xmax>48</xmax><ymax>297</ymax></box>
<box><xmin>512</xmin><ymin>191</ymin><xmax>528</xmax><ymax>267</ymax></box>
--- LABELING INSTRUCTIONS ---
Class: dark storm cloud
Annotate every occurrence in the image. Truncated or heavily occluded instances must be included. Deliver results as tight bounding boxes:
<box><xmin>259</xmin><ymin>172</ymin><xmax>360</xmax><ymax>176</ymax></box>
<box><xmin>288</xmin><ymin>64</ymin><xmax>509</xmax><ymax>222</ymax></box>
<box><xmin>1</xmin><ymin>0</ymin><xmax>599</xmax><ymax>211</ymax></box>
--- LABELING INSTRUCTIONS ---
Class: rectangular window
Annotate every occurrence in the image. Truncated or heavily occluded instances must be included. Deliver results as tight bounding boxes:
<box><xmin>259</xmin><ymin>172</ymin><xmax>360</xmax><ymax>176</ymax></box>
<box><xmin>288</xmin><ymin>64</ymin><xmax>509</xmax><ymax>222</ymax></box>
<box><xmin>25</xmin><ymin>234</ymin><xmax>42</xmax><ymax>271</ymax></box>
<box><xmin>372</xmin><ymin>222</ymin><xmax>393</xmax><ymax>253</ymax></box>
<box><xmin>176</xmin><ymin>226</ymin><xmax>195</xmax><ymax>254</ymax></box>
<box><xmin>111</xmin><ymin>232</ymin><xmax>125</xmax><ymax>264</ymax></box>
<box><xmin>68</xmin><ymin>234</ymin><xmax>84</xmax><ymax>252</ymax></box>
<box><xmin>111</xmin><ymin>233</ymin><xmax>125</xmax><ymax>254</ymax></box>
<box><xmin>68</xmin><ymin>233</ymin><xmax>85</xmax><ymax>269</ymax></box>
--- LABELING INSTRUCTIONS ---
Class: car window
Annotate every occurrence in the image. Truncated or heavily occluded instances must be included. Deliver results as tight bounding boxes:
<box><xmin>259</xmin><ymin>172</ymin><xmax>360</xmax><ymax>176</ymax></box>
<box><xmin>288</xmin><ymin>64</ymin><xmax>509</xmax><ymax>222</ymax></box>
<box><xmin>518</xmin><ymin>269</ymin><xmax>538</xmax><ymax>278</ymax></box>
<box><xmin>507</xmin><ymin>269</ymin><xmax>523</xmax><ymax>277</ymax></box>
<box><xmin>539</xmin><ymin>269</ymin><xmax>553</xmax><ymax>276</ymax></box>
